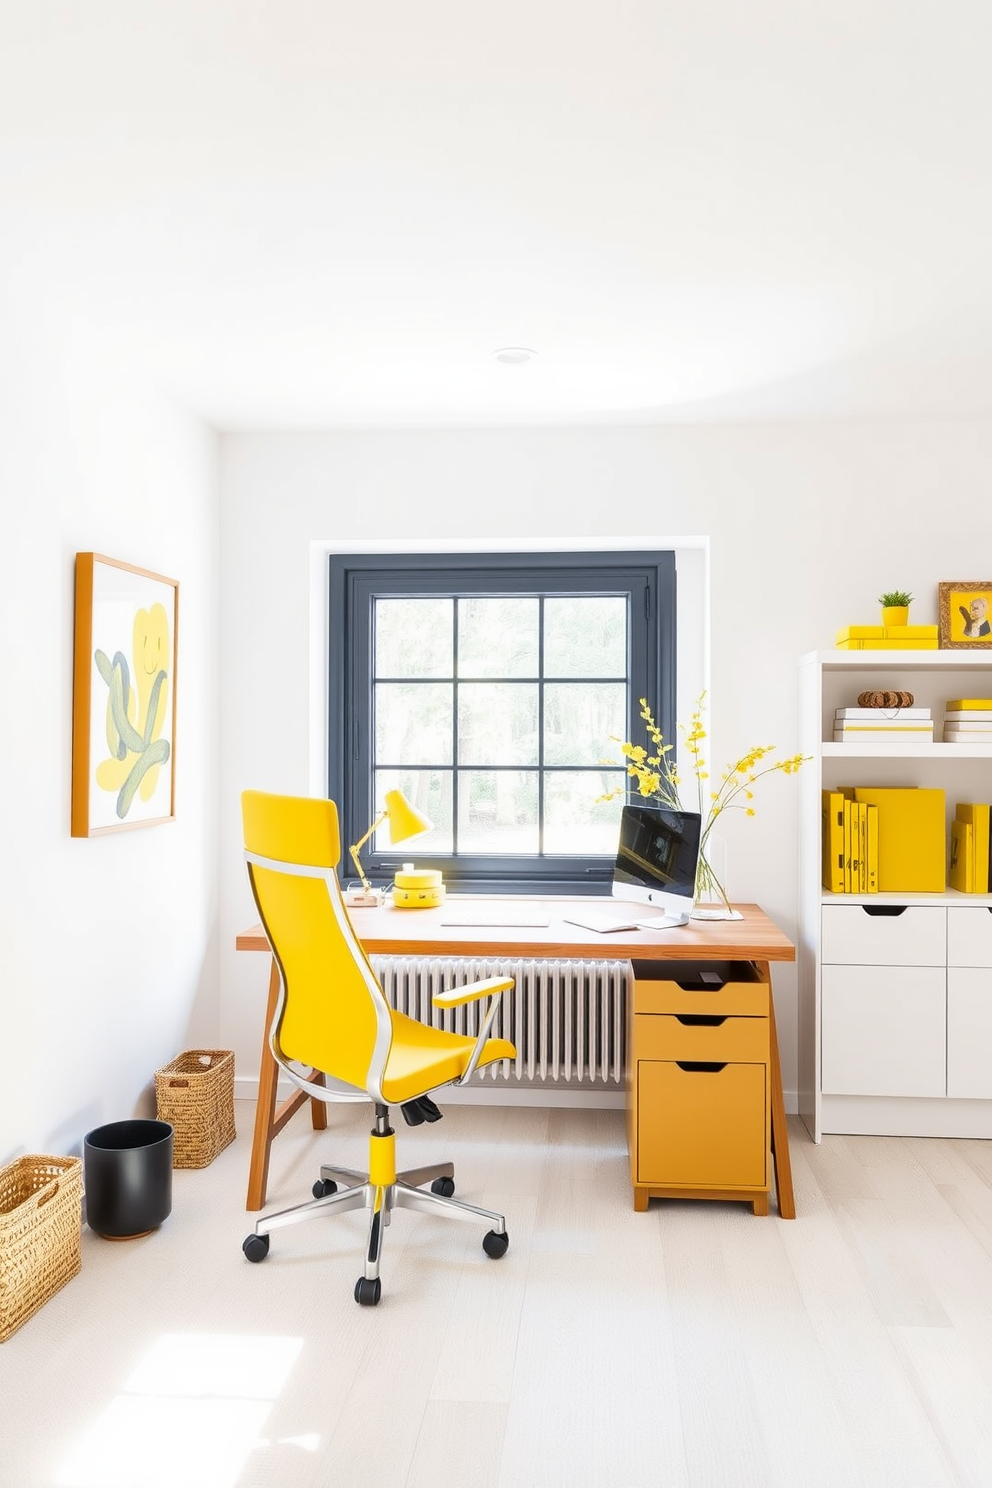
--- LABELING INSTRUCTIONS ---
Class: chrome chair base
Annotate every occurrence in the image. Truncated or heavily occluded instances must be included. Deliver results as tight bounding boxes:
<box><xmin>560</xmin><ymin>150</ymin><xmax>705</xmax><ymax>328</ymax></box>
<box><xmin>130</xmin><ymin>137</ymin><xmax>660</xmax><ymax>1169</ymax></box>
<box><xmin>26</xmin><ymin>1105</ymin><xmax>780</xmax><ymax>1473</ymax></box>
<box><xmin>242</xmin><ymin>1113</ymin><xmax>509</xmax><ymax>1305</ymax></box>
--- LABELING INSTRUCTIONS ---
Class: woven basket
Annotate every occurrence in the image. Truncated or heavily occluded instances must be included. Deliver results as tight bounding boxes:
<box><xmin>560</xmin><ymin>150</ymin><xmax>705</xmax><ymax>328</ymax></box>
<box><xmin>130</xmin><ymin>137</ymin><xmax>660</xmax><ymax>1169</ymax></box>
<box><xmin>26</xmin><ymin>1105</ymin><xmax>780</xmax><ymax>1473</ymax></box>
<box><xmin>0</xmin><ymin>1155</ymin><xmax>82</xmax><ymax>1342</ymax></box>
<box><xmin>155</xmin><ymin>1050</ymin><xmax>236</xmax><ymax>1169</ymax></box>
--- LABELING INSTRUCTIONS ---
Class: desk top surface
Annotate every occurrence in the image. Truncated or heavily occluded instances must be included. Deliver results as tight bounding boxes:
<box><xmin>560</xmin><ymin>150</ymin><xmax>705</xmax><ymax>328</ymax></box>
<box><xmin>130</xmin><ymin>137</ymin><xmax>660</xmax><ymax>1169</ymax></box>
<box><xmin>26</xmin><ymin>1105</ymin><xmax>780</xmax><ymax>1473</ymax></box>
<box><xmin>236</xmin><ymin>896</ymin><xmax>794</xmax><ymax>963</ymax></box>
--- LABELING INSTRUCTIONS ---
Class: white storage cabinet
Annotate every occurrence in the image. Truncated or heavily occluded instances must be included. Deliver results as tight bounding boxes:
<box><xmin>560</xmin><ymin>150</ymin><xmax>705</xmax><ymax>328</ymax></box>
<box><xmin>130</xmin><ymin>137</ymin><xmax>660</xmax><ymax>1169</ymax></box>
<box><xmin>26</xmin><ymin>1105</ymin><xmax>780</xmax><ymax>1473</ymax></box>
<box><xmin>798</xmin><ymin>650</ymin><xmax>992</xmax><ymax>1140</ymax></box>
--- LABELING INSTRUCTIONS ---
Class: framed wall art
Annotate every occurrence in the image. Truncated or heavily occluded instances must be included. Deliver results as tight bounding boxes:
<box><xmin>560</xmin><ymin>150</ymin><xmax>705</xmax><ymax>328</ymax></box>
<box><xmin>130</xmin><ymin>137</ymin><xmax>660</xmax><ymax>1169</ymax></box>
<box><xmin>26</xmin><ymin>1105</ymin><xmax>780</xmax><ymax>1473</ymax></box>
<box><xmin>937</xmin><ymin>580</ymin><xmax>992</xmax><ymax>650</ymax></box>
<box><xmin>71</xmin><ymin>553</ymin><xmax>179</xmax><ymax>836</ymax></box>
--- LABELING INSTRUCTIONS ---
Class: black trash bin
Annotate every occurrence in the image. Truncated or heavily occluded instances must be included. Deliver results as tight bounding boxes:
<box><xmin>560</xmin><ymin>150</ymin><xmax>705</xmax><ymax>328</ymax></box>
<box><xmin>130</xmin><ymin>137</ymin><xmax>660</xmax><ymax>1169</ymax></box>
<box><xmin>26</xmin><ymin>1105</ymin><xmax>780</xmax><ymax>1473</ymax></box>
<box><xmin>83</xmin><ymin>1119</ymin><xmax>174</xmax><ymax>1239</ymax></box>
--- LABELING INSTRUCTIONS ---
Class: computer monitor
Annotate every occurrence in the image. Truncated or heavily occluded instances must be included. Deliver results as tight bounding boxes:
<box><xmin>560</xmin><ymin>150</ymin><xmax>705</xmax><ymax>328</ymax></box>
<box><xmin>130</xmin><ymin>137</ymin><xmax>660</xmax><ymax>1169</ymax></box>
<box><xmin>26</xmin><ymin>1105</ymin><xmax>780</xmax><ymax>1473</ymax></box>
<box><xmin>611</xmin><ymin>803</ymin><xmax>702</xmax><ymax>927</ymax></box>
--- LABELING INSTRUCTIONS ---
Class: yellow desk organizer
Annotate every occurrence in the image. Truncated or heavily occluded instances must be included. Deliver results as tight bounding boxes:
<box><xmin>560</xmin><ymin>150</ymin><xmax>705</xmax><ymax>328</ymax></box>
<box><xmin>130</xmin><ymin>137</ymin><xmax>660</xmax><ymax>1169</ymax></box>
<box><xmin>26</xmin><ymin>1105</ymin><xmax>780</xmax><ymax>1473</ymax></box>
<box><xmin>392</xmin><ymin>864</ymin><xmax>446</xmax><ymax>909</ymax></box>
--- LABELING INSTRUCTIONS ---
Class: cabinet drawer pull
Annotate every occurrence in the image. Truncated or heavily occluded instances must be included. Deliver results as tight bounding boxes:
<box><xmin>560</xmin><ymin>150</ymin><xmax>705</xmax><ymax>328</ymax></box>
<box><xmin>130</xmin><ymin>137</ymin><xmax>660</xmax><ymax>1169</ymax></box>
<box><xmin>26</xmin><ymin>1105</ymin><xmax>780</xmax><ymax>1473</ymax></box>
<box><xmin>675</xmin><ymin>1014</ymin><xmax>727</xmax><ymax>1027</ymax></box>
<box><xmin>861</xmin><ymin>905</ymin><xmax>908</xmax><ymax>918</ymax></box>
<box><xmin>675</xmin><ymin>1061</ymin><xmax>727</xmax><ymax>1073</ymax></box>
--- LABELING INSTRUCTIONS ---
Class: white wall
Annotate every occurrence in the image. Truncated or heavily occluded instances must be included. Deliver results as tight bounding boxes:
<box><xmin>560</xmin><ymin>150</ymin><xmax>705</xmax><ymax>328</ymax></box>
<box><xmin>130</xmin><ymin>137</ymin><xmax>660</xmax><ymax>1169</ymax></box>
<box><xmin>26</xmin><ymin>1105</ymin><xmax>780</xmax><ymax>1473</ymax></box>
<box><xmin>219</xmin><ymin>422</ymin><xmax>992</xmax><ymax>1107</ymax></box>
<box><xmin>0</xmin><ymin>286</ymin><xmax>221</xmax><ymax>1164</ymax></box>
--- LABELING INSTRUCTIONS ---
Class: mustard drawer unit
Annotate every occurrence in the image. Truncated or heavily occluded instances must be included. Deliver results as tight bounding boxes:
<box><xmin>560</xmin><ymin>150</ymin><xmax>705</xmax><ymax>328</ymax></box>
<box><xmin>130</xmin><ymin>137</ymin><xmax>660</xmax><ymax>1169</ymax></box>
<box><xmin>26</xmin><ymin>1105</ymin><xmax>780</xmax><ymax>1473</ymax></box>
<box><xmin>626</xmin><ymin>967</ymin><xmax>771</xmax><ymax>1215</ymax></box>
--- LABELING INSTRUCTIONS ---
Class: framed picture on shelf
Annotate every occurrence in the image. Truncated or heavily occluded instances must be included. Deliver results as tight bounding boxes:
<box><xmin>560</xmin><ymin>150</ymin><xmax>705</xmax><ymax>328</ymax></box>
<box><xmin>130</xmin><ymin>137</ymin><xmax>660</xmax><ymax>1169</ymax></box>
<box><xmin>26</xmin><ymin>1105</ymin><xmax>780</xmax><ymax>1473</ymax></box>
<box><xmin>937</xmin><ymin>580</ymin><xmax>992</xmax><ymax>650</ymax></box>
<box><xmin>71</xmin><ymin>553</ymin><xmax>179</xmax><ymax>836</ymax></box>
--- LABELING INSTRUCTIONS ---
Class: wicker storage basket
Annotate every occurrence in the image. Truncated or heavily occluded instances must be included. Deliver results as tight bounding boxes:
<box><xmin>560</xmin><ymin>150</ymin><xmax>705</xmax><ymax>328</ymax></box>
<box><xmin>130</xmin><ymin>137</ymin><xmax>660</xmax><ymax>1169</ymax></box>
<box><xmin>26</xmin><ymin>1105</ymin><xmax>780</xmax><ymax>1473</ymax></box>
<box><xmin>0</xmin><ymin>1155</ymin><xmax>82</xmax><ymax>1342</ymax></box>
<box><xmin>155</xmin><ymin>1050</ymin><xmax>236</xmax><ymax>1168</ymax></box>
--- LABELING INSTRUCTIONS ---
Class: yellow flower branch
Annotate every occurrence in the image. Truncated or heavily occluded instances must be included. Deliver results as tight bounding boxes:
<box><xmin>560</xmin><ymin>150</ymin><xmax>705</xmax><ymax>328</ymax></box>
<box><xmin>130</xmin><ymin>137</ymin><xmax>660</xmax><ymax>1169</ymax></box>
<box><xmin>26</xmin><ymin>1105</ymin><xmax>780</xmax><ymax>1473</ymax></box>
<box><xmin>601</xmin><ymin>693</ymin><xmax>809</xmax><ymax>910</ymax></box>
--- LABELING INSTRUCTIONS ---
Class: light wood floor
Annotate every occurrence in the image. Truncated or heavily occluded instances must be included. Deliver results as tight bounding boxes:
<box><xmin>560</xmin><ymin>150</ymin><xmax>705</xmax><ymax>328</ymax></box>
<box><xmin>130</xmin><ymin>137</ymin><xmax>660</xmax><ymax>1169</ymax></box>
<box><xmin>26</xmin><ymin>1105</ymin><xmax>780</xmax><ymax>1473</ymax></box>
<box><xmin>3</xmin><ymin>1100</ymin><xmax>992</xmax><ymax>1487</ymax></box>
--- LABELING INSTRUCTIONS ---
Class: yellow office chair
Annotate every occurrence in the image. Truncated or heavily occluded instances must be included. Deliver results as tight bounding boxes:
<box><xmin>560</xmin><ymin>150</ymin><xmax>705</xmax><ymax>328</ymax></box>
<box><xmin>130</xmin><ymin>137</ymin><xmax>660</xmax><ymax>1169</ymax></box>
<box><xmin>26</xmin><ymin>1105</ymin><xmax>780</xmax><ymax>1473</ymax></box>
<box><xmin>240</xmin><ymin>790</ymin><xmax>516</xmax><ymax>1306</ymax></box>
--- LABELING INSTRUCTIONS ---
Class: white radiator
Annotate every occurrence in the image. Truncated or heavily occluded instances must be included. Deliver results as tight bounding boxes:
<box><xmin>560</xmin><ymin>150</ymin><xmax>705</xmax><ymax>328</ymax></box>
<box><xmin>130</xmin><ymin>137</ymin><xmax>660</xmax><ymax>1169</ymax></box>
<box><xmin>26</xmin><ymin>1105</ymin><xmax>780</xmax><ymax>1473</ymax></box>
<box><xmin>371</xmin><ymin>956</ymin><xmax>631</xmax><ymax>1087</ymax></box>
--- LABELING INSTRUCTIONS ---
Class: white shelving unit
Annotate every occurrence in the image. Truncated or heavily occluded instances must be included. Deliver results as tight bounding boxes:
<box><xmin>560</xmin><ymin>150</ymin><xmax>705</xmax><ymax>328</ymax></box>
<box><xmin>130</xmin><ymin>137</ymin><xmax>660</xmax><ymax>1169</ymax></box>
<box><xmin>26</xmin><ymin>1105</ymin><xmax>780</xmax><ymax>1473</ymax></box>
<box><xmin>798</xmin><ymin>649</ymin><xmax>992</xmax><ymax>1141</ymax></box>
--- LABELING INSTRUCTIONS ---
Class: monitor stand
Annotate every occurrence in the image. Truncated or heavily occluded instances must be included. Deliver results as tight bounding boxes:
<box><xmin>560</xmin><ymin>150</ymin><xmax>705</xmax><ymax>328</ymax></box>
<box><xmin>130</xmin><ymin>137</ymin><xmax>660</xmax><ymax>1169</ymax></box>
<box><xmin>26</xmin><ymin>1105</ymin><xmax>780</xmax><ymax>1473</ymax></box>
<box><xmin>636</xmin><ymin>910</ymin><xmax>691</xmax><ymax>930</ymax></box>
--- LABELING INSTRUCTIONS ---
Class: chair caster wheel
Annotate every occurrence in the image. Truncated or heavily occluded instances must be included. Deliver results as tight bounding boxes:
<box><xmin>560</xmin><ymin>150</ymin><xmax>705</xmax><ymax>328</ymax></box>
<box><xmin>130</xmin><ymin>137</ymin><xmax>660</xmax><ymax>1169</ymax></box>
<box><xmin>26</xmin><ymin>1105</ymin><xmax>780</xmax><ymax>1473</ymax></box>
<box><xmin>312</xmin><ymin>1178</ymin><xmax>338</xmax><ymax>1198</ymax></box>
<box><xmin>354</xmin><ymin>1276</ymin><xmax>382</xmax><ymax>1306</ymax></box>
<box><xmin>482</xmin><ymin>1229</ymin><xmax>509</xmax><ymax>1259</ymax></box>
<box><xmin>242</xmin><ymin>1233</ymin><xmax>270</xmax><ymax>1263</ymax></box>
<box><xmin>430</xmin><ymin>1176</ymin><xmax>455</xmax><ymax>1197</ymax></box>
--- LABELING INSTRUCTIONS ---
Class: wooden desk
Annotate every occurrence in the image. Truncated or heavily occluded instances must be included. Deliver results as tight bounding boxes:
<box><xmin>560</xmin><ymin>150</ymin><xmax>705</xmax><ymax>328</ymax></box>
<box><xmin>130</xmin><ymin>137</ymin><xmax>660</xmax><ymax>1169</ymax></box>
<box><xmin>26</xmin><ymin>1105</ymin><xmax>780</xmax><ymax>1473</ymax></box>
<box><xmin>236</xmin><ymin>898</ymin><xmax>796</xmax><ymax>1217</ymax></box>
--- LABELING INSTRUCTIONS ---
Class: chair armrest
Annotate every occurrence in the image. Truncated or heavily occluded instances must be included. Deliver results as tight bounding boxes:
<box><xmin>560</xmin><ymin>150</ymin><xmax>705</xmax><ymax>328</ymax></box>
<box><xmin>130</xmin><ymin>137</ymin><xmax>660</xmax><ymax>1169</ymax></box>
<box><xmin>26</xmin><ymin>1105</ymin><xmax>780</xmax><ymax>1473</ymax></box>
<box><xmin>432</xmin><ymin>976</ymin><xmax>513</xmax><ymax>1009</ymax></box>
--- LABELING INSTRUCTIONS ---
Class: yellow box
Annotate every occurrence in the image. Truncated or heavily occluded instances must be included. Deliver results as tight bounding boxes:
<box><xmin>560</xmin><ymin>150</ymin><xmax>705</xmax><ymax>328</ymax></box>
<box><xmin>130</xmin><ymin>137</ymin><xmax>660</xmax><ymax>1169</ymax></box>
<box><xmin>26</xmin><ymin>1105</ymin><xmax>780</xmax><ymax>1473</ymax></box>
<box><xmin>883</xmin><ymin>625</ymin><xmax>938</xmax><ymax>638</ymax></box>
<box><xmin>852</xmin><ymin>786</ymin><xmax>946</xmax><ymax>892</ymax></box>
<box><xmin>836</xmin><ymin>626</ymin><xmax>885</xmax><ymax>641</ymax></box>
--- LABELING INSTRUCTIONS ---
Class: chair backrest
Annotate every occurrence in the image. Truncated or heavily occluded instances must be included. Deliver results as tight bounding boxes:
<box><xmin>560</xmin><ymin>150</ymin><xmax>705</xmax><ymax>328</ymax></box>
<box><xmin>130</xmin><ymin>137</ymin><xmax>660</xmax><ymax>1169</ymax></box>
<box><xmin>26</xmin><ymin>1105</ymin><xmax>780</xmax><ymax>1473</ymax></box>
<box><xmin>241</xmin><ymin>790</ymin><xmax>393</xmax><ymax>1098</ymax></box>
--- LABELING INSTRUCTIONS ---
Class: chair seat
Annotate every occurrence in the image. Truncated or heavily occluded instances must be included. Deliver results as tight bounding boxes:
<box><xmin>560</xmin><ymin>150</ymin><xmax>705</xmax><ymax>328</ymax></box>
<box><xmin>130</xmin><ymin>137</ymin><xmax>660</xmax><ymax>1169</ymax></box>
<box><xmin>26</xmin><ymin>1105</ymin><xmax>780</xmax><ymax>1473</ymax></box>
<box><xmin>380</xmin><ymin>1008</ymin><xmax>515</xmax><ymax>1103</ymax></box>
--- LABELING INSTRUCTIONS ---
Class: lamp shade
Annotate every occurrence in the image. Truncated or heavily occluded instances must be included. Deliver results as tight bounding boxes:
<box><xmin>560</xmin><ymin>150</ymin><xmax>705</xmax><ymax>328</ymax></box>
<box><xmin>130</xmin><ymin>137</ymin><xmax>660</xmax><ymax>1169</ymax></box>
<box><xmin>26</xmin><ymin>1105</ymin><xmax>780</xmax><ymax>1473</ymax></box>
<box><xmin>382</xmin><ymin>789</ymin><xmax>432</xmax><ymax>845</ymax></box>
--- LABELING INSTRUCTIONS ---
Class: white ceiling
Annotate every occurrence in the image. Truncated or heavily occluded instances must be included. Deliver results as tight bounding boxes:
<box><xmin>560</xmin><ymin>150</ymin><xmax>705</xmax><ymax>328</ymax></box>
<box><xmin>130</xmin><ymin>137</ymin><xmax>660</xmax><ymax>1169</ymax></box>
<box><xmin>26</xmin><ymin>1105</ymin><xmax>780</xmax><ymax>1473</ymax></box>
<box><xmin>2</xmin><ymin>2</ymin><xmax>992</xmax><ymax>429</ymax></box>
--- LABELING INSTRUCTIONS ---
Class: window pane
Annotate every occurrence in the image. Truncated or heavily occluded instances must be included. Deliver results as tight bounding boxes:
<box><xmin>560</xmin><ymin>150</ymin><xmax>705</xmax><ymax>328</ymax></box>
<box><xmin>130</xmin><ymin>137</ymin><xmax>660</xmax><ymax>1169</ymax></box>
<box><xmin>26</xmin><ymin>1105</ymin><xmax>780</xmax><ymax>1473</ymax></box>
<box><xmin>374</xmin><ymin>682</ymin><xmax>452</xmax><ymax>764</ymax></box>
<box><xmin>543</xmin><ymin>682</ymin><xmax>627</xmax><ymax>766</ymax></box>
<box><xmin>544</xmin><ymin>596</ymin><xmax>627</xmax><ymax>677</ymax></box>
<box><xmin>458</xmin><ymin>683</ymin><xmax>539</xmax><ymax>766</ymax></box>
<box><xmin>373</xmin><ymin>769</ymin><xmax>452</xmax><ymax>854</ymax></box>
<box><xmin>458</xmin><ymin>770</ymin><xmax>539</xmax><ymax>853</ymax></box>
<box><xmin>543</xmin><ymin>772</ymin><xmax>625</xmax><ymax>854</ymax></box>
<box><xmin>458</xmin><ymin>597</ymin><xmax>539</xmax><ymax>678</ymax></box>
<box><xmin>375</xmin><ymin>598</ymin><xmax>453</xmax><ymax>678</ymax></box>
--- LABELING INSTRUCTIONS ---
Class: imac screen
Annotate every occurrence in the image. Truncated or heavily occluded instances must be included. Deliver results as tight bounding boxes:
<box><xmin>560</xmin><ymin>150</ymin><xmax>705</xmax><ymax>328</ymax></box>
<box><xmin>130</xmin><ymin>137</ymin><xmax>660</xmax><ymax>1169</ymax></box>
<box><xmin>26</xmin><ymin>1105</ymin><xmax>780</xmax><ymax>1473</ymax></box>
<box><xmin>611</xmin><ymin>804</ymin><xmax>702</xmax><ymax>920</ymax></box>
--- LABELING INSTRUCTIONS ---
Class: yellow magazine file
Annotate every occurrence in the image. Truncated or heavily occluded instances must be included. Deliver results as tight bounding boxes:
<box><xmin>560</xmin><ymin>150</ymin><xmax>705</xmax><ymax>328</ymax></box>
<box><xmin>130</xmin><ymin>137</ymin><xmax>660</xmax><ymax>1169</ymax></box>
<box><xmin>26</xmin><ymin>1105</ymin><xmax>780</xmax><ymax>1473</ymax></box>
<box><xmin>821</xmin><ymin>790</ymin><xmax>846</xmax><ymax>892</ymax></box>
<box><xmin>865</xmin><ymin>803</ymin><xmax>879</xmax><ymax>893</ymax></box>
<box><xmin>858</xmin><ymin>800</ymin><xmax>868</xmax><ymax>893</ymax></box>
<box><xmin>852</xmin><ymin>787</ymin><xmax>946</xmax><ymax>892</ymax></box>
<box><xmin>842</xmin><ymin>797</ymin><xmax>856</xmax><ymax>892</ymax></box>
<box><xmin>956</xmin><ymin>803</ymin><xmax>991</xmax><ymax>894</ymax></box>
<box><xmin>950</xmin><ymin>819</ymin><xmax>974</xmax><ymax>893</ymax></box>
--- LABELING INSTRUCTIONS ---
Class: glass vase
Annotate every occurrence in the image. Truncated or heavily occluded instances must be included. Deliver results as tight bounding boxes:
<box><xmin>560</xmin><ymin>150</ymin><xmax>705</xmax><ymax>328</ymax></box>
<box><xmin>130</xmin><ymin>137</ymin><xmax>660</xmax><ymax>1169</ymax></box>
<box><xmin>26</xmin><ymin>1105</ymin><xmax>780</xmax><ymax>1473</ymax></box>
<box><xmin>691</xmin><ymin>835</ymin><xmax>742</xmax><ymax>921</ymax></box>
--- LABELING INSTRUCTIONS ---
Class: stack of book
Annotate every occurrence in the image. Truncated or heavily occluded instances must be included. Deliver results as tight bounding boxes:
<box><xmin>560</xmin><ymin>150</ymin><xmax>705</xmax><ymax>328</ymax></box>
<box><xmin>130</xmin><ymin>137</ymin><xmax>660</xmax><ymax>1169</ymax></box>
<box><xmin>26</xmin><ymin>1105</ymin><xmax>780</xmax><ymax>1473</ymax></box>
<box><xmin>833</xmin><ymin>706</ymin><xmax>934</xmax><ymax>743</ymax></box>
<box><xmin>949</xmin><ymin>802</ymin><xmax>992</xmax><ymax>892</ymax></box>
<box><xmin>835</xmin><ymin>625</ymin><xmax>939</xmax><ymax>650</ymax></box>
<box><xmin>943</xmin><ymin>698</ymin><xmax>992</xmax><ymax>744</ymax></box>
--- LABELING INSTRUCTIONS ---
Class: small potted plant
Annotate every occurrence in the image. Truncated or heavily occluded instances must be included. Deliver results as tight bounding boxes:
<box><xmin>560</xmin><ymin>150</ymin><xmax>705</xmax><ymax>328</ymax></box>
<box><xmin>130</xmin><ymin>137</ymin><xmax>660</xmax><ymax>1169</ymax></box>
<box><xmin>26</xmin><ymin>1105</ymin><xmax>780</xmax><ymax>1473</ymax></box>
<box><xmin>878</xmin><ymin>589</ymin><xmax>913</xmax><ymax>626</ymax></box>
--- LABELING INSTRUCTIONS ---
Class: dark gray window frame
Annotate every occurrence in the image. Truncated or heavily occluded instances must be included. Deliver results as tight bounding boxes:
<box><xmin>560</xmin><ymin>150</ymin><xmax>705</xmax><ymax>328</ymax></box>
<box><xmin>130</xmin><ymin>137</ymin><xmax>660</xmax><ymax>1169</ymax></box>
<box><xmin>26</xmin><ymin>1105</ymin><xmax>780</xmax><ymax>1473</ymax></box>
<box><xmin>328</xmin><ymin>549</ymin><xmax>676</xmax><ymax>895</ymax></box>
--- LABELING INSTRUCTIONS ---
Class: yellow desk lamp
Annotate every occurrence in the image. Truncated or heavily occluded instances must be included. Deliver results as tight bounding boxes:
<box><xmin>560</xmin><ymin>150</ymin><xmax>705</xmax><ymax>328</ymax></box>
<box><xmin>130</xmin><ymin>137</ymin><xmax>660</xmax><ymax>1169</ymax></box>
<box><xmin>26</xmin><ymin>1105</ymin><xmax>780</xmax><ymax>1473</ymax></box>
<box><xmin>346</xmin><ymin>789</ymin><xmax>437</xmax><ymax>908</ymax></box>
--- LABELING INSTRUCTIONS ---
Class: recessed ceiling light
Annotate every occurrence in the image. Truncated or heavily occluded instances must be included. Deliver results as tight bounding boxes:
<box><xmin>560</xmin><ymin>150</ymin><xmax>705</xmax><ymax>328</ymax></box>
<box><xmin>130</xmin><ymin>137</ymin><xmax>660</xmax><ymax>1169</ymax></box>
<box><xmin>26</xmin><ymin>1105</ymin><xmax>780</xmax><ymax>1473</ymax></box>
<box><xmin>492</xmin><ymin>346</ymin><xmax>537</xmax><ymax>365</ymax></box>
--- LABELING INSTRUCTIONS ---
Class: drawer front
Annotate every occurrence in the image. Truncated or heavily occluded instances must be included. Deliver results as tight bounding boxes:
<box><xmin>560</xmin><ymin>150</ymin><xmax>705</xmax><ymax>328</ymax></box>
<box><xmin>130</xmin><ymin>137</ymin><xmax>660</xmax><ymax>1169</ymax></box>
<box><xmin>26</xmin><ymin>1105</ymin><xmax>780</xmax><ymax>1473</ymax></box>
<box><xmin>637</xmin><ymin>1061</ymin><xmax>768</xmax><ymax>1188</ymax></box>
<box><xmin>634</xmin><ymin>1013</ymin><xmax>768</xmax><ymax>1064</ymax></box>
<box><xmin>821</xmin><ymin>964</ymin><xmax>946</xmax><ymax>1097</ymax></box>
<box><xmin>821</xmin><ymin>904</ymin><xmax>946</xmax><ymax>966</ymax></box>
<box><xmin>634</xmin><ymin>978</ymin><xmax>768</xmax><ymax>1018</ymax></box>
<box><xmin>947</xmin><ymin>968</ymin><xmax>992</xmax><ymax>1099</ymax></box>
<box><xmin>947</xmin><ymin>906</ymin><xmax>992</xmax><ymax>967</ymax></box>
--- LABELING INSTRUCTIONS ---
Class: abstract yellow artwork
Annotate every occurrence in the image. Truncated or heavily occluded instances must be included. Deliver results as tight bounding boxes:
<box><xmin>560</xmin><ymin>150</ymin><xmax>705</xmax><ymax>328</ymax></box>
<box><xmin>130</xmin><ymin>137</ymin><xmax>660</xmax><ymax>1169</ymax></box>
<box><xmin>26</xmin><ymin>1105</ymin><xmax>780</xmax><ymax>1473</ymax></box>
<box><xmin>71</xmin><ymin>553</ymin><xmax>179</xmax><ymax>836</ymax></box>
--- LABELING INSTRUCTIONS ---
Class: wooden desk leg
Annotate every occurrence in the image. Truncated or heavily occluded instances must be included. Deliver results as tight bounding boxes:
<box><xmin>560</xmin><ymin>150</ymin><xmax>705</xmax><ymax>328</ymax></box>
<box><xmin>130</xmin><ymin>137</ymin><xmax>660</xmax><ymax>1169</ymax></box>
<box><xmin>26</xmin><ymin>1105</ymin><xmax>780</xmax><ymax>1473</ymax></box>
<box><xmin>246</xmin><ymin>956</ymin><xmax>328</xmax><ymax>1212</ymax></box>
<box><xmin>756</xmin><ymin>960</ymin><xmax>796</xmax><ymax>1219</ymax></box>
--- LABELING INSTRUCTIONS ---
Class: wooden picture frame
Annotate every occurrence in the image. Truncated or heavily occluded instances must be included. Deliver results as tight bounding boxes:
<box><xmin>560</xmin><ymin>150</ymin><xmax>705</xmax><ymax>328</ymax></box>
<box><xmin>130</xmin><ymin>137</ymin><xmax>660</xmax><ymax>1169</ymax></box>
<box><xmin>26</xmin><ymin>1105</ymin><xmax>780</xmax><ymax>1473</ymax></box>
<box><xmin>71</xmin><ymin>553</ymin><xmax>179</xmax><ymax>836</ymax></box>
<box><xmin>938</xmin><ymin>581</ymin><xmax>992</xmax><ymax>650</ymax></box>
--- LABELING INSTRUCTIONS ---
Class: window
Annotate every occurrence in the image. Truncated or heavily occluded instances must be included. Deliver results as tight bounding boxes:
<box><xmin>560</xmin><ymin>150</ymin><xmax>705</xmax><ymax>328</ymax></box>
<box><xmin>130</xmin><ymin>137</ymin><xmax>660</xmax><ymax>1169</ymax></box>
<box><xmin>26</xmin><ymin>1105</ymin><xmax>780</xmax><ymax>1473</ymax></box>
<box><xmin>328</xmin><ymin>550</ymin><xmax>676</xmax><ymax>893</ymax></box>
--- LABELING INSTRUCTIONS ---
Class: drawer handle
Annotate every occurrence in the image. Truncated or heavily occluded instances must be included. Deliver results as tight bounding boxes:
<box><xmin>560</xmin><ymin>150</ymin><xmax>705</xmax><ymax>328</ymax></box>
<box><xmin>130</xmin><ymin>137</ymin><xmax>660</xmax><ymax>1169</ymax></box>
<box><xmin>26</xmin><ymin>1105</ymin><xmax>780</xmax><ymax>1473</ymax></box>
<box><xmin>676</xmin><ymin>1061</ymin><xmax>727</xmax><ymax>1073</ymax></box>
<box><xmin>860</xmin><ymin>905</ymin><xmax>908</xmax><ymax>918</ymax></box>
<box><xmin>675</xmin><ymin>1014</ymin><xmax>727</xmax><ymax>1027</ymax></box>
